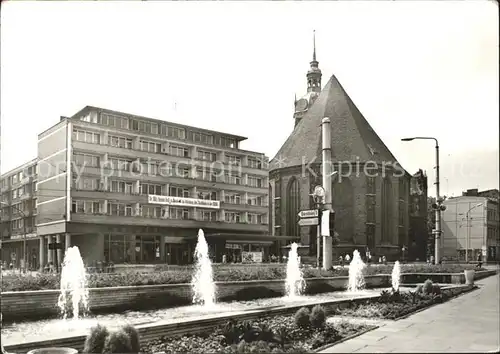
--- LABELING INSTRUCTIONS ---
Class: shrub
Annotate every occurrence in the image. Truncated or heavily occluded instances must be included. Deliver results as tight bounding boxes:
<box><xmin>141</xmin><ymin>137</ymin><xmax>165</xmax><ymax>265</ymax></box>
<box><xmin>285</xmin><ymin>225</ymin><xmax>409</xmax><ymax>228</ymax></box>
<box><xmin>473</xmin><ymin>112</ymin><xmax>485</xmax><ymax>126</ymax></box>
<box><xmin>121</xmin><ymin>324</ymin><xmax>140</xmax><ymax>353</ymax></box>
<box><xmin>83</xmin><ymin>324</ymin><xmax>109</xmax><ymax>354</ymax></box>
<box><xmin>415</xmin><ymin>284</ymin><xmax>423</xmax><ymax>294</ymax></box>
<box><xmin>431</xmin><ymin>284</ymin><xmax>442</xmax><ymax>295</ymax></box>
<box><xmin>309</xmin><ymin>305</ymin><xmax>326</xmax><ymax>329</ymax></box>
<box><xmin>294</xmin><ymin>307</ymin><xmax>310</xmax><ymax>328</ymax></box>
<box><xmin>102</xmin><ymin>329</ymin><xmax>134</xmax><ymax>353</ymax></box>
<box><xmin>422</xmin><ymin>279</ymin><xmax>434</xmax><ymax>295</ymax></box>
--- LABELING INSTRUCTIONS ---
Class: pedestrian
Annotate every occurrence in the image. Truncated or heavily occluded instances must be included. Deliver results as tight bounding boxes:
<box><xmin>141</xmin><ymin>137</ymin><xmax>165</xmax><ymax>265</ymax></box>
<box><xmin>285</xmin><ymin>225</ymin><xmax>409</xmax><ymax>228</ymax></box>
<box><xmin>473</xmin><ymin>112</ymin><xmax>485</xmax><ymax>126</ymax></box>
<box><xmin>339</xmin><ymin>255</ymin><xmax>344</xmax><ymax>268</ymax></box>
<box><xmin>345</xmin><ymin>253</ymin><xmax>351</xmax><ymax>264</ymax></box>
<box><xmin>382</xmin><ymin>255</ymin><xmax>387</xmax><ymax>265</ymax></box>
<box><xmin>379</xmin><ymin>257</ymin><xmax>382</xmax><ymax>264</ymax></box>
<box><xmin>476</xmin><ymin>253</ymin><xmax>482</xmax><ymax>268</ymax></box>
<box><xmin>222</xmin><ymin>254</ymin><xmax>227</xmax><ymax>264</ymax></box>
<box><xmin>430</xmin><ymin>255</ymin><xmax>435</xmax><ymax>265</ymax></box>
<box><xmin>368</xmin><ymin>253</ymin><xmax>372</xmax><ymax>266</ymax></box>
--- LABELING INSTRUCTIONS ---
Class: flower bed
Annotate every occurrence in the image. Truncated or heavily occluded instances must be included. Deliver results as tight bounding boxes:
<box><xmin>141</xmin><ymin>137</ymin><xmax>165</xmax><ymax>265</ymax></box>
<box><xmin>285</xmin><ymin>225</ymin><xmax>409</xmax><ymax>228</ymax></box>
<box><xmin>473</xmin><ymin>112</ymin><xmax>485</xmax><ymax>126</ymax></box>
<box><xmin>142</xmin><ymin>306</ymin><xmax>373</xmax><ymax>353</ymax></box>
<box><xmin>0</xmin><ymin>264</ymin><xmax>484</xmax><ymax>292</ymax></box>
<box><xmin>335</xmin><ymin>280</ymin><xmax>470</xmax><ymax>320</ymax></box>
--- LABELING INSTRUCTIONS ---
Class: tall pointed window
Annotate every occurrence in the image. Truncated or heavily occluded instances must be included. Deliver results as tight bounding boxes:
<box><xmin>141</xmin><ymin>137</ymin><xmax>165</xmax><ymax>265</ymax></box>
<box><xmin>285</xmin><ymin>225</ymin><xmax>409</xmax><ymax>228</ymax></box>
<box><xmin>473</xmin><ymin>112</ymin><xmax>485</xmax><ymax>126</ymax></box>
<box><xmin>334</xmin><ymin>178</ymin><xmax>354</xmax><ymax>242</ymax></box>
<box><xmin>286</xmin><ymin>177</ymin><xmax>301</xmax><ymax>237</ymax></box>
<box><xmin>381</xmin><ymin>177</ymin><xmax>393</xmax><ymax>243</ymax></box>
<box><xmin>366</xmin><ymin>176</ymin><xmax>377</xmax><ymax>249</ymax></box>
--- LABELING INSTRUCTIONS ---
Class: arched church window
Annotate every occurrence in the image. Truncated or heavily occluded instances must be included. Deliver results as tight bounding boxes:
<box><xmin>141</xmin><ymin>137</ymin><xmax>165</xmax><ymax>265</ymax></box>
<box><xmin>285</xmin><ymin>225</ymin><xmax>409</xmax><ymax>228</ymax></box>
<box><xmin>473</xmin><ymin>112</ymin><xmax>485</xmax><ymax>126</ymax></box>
<box><xmin>381</xmin><ymin>177</ymin><xmax>393</xmax><ymax>243</ymax></box>
<box><xmin>333</xmin><ymin>178</ymin><xmax>354</xmax><ymax>242</ymax></box>
<box><xmin>286</xmin><ymin>177</ymin><xmax>301</xmax><ymax>237</ymax></box>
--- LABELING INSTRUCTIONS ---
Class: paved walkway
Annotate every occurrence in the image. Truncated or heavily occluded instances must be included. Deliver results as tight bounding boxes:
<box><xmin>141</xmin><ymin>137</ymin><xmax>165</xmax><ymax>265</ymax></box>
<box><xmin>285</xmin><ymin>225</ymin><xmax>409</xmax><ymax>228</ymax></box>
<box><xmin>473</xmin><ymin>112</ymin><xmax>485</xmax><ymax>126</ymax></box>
<box><xmin>321</xmin><ymin>274</ymin><xmax>500</xmax><ymax>353</ymax></box>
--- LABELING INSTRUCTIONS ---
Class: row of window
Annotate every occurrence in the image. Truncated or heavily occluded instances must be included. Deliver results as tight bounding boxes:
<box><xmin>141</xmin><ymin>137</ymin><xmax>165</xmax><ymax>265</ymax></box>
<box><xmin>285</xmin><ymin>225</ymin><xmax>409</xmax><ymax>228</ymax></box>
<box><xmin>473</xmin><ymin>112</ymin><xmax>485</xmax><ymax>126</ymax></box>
<box><xmin>1</xmin><ymin>165</ymin><xmax>36</xmax><ymax>188</ymax></box>
<box><xmin>11</xmin><ymin>183</ymin><xmax>36</xmax><ymax>200</ymax></box>
<box><xmin>80</xmin><ymin>111</ymin><xmax>238</xmax><ymax>148</ymax></box>
<box><xmin>72</xmin><ymin>153</ymin><xmax>265</xmax><ymax>187</ymax></box>
<box><xmin>70</xmin><ymin>200</ymin><xmax>267</xmax><ymax>224</ymax></box>
<box><xmin>72</xmin><ymin>127</ymin><xmax>264</xmax><ymax>168</ymax></box>
<box><xmin>72</xmin><ymin>176</ymin><xmax>267</xmax><ymax>205</ymax></box>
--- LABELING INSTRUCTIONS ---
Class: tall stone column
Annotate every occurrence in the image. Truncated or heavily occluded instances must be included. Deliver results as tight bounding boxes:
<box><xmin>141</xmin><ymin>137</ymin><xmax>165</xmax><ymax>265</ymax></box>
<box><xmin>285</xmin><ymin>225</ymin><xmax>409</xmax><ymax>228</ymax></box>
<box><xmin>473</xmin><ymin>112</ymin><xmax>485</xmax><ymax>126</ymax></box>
<box><xmin>47</xmin><ymin>235</ymin><xmax>54</xmax><ymax>264</ymax></box>
<box><xmin>65</xmin><ymin>233</ymin><xmax>71</xmax><ymax>250</ymax></box>
<box><xmin>39</xmin><ymin>236</ymin><xmax>45</xmax><ymax>271</ymax></box>
<box><xmin>56</xmin><ymin>234</ymin><xmax>63</xmax><ymax>267</ymax></box>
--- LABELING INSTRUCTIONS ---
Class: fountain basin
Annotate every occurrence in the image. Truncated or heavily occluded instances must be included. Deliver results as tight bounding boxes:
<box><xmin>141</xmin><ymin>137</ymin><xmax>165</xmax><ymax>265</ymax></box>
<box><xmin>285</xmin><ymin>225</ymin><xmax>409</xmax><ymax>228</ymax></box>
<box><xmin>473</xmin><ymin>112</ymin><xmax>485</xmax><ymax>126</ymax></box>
<box><xmin>27</xmin><ymin>348</ymin><xmax>77</xmax><ymax>354</ymax></box>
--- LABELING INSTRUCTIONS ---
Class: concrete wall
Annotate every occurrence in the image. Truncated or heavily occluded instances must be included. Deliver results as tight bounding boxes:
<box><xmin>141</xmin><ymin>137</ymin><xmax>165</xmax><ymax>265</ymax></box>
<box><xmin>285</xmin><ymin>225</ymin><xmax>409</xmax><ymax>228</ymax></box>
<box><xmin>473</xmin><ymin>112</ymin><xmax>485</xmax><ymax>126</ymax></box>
<box><xmin>1</xmin><ymin>274</ymin><xmax>390</xmax><ymax>321</ymax></box>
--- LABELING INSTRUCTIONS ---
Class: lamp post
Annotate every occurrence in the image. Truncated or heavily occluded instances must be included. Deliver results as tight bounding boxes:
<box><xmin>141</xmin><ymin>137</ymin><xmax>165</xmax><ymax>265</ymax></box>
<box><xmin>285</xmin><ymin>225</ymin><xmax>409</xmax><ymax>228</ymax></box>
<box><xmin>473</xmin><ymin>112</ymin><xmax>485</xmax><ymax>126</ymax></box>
<box><xmin>401</xmin><ymin>136</ymin><xmax>444</xmax><ymax>264</ymax></box>
<box><xmin>465</xmin><ymin>203</ymin><xmax>483</xmax><ymax>263</ymax></box>
<box><xmin>311</xmin><ymin>185</ymin><xmax>325</xmax><ymax>269</ymax></box>
<box><xmin>0</xmin><ymin>201</ymin><xmax>27</xmax><ymax>273</ymax></box>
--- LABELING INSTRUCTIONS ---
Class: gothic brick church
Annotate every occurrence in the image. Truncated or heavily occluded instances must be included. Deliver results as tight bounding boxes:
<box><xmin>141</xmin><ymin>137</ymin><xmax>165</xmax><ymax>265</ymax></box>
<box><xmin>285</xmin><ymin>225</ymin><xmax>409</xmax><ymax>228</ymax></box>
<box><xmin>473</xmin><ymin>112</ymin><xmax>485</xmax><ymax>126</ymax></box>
<box><xmin>269</xmin><ymin>37</ymin><xmax>413</xmax><ymax>261</ymax></box>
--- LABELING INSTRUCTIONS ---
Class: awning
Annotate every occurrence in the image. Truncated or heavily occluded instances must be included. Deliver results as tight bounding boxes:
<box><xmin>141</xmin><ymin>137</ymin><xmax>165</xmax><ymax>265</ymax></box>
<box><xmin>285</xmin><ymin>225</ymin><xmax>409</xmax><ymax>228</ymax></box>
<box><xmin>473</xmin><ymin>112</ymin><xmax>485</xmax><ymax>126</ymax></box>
<box><xmin>204</xmin><ymin>233</ymin><xmax>300</xmax><ymax>242</ymax></box>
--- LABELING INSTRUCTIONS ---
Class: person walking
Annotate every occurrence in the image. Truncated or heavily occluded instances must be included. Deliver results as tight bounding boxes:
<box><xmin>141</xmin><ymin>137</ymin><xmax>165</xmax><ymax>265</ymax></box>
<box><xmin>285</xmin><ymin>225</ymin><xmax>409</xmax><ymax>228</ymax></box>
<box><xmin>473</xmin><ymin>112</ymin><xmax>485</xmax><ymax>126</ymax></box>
<box><xmin>339</xmin><ymin>255</ymin><xmax>344</xmax><ymax>268</ymax></box>
<box><xmin>476</xmin><ymin>252</ymin><xmax>483</xmax><ymax>268</ymax></box>
<box><xmin>345</xmin><ymin>253</ymin><xmax>351</xmax><ymax>264</ymax></box>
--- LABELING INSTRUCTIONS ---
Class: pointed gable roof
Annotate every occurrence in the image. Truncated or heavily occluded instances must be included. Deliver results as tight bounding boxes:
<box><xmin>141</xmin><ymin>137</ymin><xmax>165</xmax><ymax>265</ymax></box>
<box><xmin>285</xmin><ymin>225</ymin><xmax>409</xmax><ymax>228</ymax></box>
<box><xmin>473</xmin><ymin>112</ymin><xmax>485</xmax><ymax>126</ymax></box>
<box><xmin>271</xmin><ymin>74</ymin><xmax>398</xmax><ymax>171</ymax></box>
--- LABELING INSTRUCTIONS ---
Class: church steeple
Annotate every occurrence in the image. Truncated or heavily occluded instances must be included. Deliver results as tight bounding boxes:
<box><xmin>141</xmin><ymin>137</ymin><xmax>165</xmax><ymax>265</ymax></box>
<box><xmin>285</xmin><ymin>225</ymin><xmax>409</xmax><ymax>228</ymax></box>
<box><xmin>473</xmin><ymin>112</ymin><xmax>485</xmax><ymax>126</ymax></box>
<box><xmin>307</xmin><ymin>30</ymin><xmax>322</xmax><ymax>93</ymax></box>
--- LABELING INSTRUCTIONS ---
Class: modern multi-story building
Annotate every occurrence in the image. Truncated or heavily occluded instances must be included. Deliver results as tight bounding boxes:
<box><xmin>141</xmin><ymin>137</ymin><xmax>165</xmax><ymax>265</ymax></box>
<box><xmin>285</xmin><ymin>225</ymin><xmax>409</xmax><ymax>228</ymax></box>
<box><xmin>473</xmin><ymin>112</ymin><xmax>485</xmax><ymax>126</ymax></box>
<box><xmin>33</xmin><ymin>106</ymin><xmax>281</xmax><ymax>267</ymax></box>
<box><xmin>0</xmin><ymin>158</ymin><xmax>38</xmax><ymax>269</ymax></box>
<box><xmin>442</xmin><ymin>191</ymin><xmax>499</xmax><ymax>262</ymax></box>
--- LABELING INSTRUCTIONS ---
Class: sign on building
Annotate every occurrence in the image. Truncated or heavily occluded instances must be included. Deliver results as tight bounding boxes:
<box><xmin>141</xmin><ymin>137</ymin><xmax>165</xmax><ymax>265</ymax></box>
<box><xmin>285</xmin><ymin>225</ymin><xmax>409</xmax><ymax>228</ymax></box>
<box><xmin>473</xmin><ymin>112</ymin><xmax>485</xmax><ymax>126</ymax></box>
<box><xmin>148</xmin><ymin>195</ymin><xmax>220</xmax><ymax>209</ymax></box>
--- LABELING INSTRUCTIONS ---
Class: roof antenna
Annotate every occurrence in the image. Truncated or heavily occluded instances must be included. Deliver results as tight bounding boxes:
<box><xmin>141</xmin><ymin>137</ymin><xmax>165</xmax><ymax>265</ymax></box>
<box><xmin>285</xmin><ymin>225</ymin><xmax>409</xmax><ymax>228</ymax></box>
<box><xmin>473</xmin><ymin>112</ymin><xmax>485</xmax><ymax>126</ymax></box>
<box><xmin>313</xmin><ymin>30</ymin><xmax>317</xmax><ymax>61</ymax></box>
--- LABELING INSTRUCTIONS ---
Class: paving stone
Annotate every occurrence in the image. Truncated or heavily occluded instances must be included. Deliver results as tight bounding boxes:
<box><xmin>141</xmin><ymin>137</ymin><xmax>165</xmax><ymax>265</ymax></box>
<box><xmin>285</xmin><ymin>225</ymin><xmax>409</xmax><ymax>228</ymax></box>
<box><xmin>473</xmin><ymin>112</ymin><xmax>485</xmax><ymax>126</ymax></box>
<box><xmin>319</xmin><ymin>275</ymin><xmax>500</xmax><ymax>353</ymax></box>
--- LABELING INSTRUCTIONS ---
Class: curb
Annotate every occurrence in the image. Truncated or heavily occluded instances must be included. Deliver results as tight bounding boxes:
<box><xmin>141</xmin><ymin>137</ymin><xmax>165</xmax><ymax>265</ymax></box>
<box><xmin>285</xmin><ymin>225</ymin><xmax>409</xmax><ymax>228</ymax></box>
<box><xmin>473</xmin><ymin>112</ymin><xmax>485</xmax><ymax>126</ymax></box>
<box><xmin>314</xmin><ymin>325</ymin><xmax>378</xmax><ymax>353</ymax></box>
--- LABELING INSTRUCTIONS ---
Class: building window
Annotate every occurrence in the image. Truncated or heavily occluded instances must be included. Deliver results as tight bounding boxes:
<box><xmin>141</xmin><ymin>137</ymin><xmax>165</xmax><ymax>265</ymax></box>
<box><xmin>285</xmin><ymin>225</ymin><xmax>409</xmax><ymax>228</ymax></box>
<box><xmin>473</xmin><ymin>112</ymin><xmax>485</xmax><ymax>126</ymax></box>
<box><xmin>161</xmin><ymin>125</ymin><xmax>186</xmax><ymax>139</ymax></box>
<box><xmin>196</xmin><ymin>168</ymin><xmax>217</xmax><ymax>182</ymax></box>
<box><xmin>73</xmin><ymin>177</ymin><xmax>100</xmax><ymax>191</ymax></box>
<box><xmin>12</xmin><ymin>218</ymin><xmax>24</xmax><ymax>230</ymax></box>
<box><xmin>71</xmin><ymin>200</ymin><xmax>102</xmax><ymax>214</ymax></box>
<box><xmin>109</xmin><ymin>180</ymin><xmax>134</xmax><ymax>194</ymax></box>
<box><xmin>225</xmin><ymin>212</ymin><xmax>241</xmax><ymax>223</ymax></box>
<box><xmin>190</xmin><ymin>131</ymin><xmax>214</xmax><ymax>144</ymax></box>
<box><xmin>225</xmin><ymin>173</ymin><xmax>241</xmax><ymax>185</ymax></box>
<box><xmin>197</xmin><ymin>149</ymin><xmax>217</xmax><ymax>161</ymax></box>
<box><xmin>198</xmin><ymin>210</ymin><xmax>217</xmax><ymax>221</ymax></box>
<box><xmin>247</xmin><ymin>157</ymin><xmax>262</xmax><ymax>169</ymax></box>
<box><xmin>226</xmin><ymin>155</ymin><xmax>241</xmax><ymax>166</ymax></box>
<box><xmin>81</xmin><ymin>111</ymin><xmax>98</xmax><ymax>124</ymax></box>
<box><xmin>74</xmin><ymin>153</ymin><xmax>100</xmax><ymax>167</ymax></box>
<box><xmin>247</xmin><ymin>195</ymin><xmax>263</xmax><ymax>206</ymax></box>
<box><xmin>169</xmin><ymin>207</ymin><xmax>189</xmax><ymax>220</ymax></box>
<box><xmin>286</xmin><ymin>177</ymin><xmax>301</xmax><ymax>237</ymax></box>
<box><xmin>248</xmin><ymin>176</ymin><xmax>263</xmax><ymax>188</ymax></box>
<box><xmin>140</xmin><ymin>205</ymin><xmax>162</xmax><ymax>218</ymax></box>
<box><xmin>139</xmin><ymin>140</ymin><xmax>162</xmax><ymax>153</ymax></box>
<box><xmin>366</xmin><ymin>196</ymin><xmax>376</xmax><ymax>224</ymax></box>
<box><xmin>197</xmin><ymin>190</ymin><xmax>217</xmax><ymax>200</ymax></box>
<box><xmin>224</xmin><ymin>193</ymin><xmax>241</xmax><ymax>204</ymax></box>
<box><xmin>108</xmin><ymin>157</ymin><xmax>132</xmax><ymax>171</ymax></box>
<box><xmin>100</xmin><ymin>113</ymin><xmax>129</xmax><ymax>129</ymax></box>
<box><xmin>367</xmin><ymin>176</ymin><xmax>376</xmax><ymax>195</ymax></box>
<box><xmin>169</xmin><ymin>186</ymin><xmax>190</xmax><ymax>198</ymax></box>
<box><xmin>169</xmin><ymin>145</ymin><xmax>190</xmax><ymax>158</ymax></box>
<box><xmin>73</xmin><ymin>130</ymin><xmax>101</xmax><ymax>144</ymax></box>
<box><xmin>140</xmin><ymin>183</ymin><xmax>163</xmax><ymax>195</ymax></box>
<box><xmin>381</xmin><ymin>177</ymin><xmax>393</xmax><ymax>243</ymax></box>
<box><xmin>109</xmin><ymin>135</ymin><xmax>133</xmax><ymax>149</ymax></box>
<box><xmin>248</xmin><ymin>213</ymin><xmax>261</xmax><ymax>224</ymax></box>
<box><xmin>108</xmin><ymin>203</ymin><xmax>134</xmax><ymax>217</ymax></box>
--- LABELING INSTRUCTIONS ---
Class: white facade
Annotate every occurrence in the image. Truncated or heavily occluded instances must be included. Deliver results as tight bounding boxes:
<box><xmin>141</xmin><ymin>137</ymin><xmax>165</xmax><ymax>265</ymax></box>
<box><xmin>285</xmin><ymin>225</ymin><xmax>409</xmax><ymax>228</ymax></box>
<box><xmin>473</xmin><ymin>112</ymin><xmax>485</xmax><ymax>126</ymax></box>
<box><xmin>442</xmin><ymin>196</ymin><xmax>499</xmax><ymax>261</ymax></box>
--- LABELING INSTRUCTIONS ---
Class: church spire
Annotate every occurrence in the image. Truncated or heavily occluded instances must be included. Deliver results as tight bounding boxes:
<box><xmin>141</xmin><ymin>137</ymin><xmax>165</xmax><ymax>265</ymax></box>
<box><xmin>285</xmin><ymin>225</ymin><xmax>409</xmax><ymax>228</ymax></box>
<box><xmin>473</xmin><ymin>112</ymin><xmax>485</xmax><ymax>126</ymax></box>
<box><xmin>313</xmin><ymin>30</ymin><xmax>317</xmax><ymax>62</ymax></box>
<box><xmin>307</xmin><ymin>30</ymin><xmax>322</xmax><ymax>93</ymax></box>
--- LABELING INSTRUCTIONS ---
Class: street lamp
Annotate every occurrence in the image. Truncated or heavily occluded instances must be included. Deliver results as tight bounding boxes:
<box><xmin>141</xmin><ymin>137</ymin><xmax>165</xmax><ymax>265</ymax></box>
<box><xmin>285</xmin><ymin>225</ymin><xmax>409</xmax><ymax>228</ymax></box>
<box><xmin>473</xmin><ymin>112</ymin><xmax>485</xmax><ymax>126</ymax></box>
<box><xmin>465</xmin><ymin>203</ymin><xmax>483</xmax><ymax>263</ymax></box>
<box><xmin>1</xmin><ymin>201</ymin><xmax>27</xmax><ymax>273</ymax></box>
<box><xmin>311</xmin><ymin>185</ymin><xmax>325</xmax><ymax>269</ymax></box>
<box><xmin>401</xmin><ymin>136</ymin><xmax>444</xmax><ymax>264</ymax></box>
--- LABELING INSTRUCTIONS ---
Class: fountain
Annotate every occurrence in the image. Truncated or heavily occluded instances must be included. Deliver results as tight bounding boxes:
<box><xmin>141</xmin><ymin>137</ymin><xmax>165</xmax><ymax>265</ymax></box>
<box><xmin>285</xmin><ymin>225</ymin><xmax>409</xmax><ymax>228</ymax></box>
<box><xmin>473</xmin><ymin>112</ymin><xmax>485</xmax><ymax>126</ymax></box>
<box><xmin>191</xmin><ymin>229</ymin><xmax>216</xmax><ymax>307</ymax></box>
<box><xmin>391</xmin><ymin>260</ymin><xmax>401</xmax><ymax>292</ymax></box>
<box><xmin>347</xmin><ymin>250</ymin><xmax>366</xmax><ymax>292</ymax></box>
<box><xmin>285</xmin><ymin>243</ymin><xmax>305</xmax><ymax>299</ymax></box>
<box><xmin>57</xmin><ymin>246</ymin><xmax>89</xmax><ymax>320</ymax></box>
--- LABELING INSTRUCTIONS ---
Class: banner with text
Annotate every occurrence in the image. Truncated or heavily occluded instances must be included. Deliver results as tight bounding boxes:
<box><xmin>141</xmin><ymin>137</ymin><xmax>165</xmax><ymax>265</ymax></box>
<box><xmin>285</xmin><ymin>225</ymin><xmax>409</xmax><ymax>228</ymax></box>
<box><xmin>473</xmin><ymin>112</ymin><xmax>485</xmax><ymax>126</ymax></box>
<box><xmin>148</xmin><ymin>195</ymin><xmax>220</xmax><ymax>209</ymax></box>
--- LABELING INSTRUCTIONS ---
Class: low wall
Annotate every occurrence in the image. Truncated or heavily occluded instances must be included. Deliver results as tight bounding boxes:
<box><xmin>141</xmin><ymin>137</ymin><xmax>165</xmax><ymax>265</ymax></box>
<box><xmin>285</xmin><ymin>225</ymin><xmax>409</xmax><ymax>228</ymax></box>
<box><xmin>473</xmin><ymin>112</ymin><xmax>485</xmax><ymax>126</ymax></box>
<box><xmin>1</xmin><ymin>270</ymin><xmax>496</xmax><ymax>322</ymax></box>
<box><xmin>3</xmin><ymin>283</ymin><xmax>474</xmax><ymax>353</ymax></box>
<box><xmin>401</xmin><ymin>269</ymin><xmax>497</xmax><ymax>285</ymax></box>
<box><xmin>0</xmin><ymin>275</ymin><xmax>389</xmax><ymax>322</ymax></box>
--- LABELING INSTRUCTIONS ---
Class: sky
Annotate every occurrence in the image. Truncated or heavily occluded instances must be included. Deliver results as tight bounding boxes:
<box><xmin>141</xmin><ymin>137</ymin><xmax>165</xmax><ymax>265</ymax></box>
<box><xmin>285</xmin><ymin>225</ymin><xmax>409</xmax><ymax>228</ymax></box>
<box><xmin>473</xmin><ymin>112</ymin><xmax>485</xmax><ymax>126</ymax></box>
<box><xmin>1</xmin><ymin>0</ymin><xmax>498</xmax><ymax>198</ymax></box>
